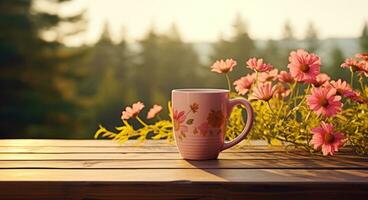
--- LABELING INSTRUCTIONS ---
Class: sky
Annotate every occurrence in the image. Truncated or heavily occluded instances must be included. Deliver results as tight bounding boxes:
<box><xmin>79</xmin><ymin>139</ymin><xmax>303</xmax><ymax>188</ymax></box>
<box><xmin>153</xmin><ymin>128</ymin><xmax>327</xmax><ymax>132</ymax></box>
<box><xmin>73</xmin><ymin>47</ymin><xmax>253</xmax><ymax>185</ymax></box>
<box><xmin>65</xmin><ymin>0</ymin><xmax>368</xmax><ymax>45</ymax></box>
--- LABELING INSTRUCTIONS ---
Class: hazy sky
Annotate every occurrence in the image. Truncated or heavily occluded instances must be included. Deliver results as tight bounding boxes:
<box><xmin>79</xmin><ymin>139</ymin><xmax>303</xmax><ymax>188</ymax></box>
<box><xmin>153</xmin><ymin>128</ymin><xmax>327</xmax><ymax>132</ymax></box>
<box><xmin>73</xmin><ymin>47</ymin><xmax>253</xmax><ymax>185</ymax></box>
<box><xmin>68</xmin><ymin>0</ymin><xmax>368</xmax><ymax>45</ymax></box>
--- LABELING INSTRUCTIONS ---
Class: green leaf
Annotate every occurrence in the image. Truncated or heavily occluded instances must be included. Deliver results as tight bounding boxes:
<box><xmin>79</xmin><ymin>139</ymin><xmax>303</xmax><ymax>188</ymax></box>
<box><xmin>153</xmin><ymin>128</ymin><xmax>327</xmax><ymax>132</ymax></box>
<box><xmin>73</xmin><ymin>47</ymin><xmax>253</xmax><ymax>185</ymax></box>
<box><xmin>186</xmin><ymin>119</ymin><xmax>194</xmax><ymax>125</ymax></box>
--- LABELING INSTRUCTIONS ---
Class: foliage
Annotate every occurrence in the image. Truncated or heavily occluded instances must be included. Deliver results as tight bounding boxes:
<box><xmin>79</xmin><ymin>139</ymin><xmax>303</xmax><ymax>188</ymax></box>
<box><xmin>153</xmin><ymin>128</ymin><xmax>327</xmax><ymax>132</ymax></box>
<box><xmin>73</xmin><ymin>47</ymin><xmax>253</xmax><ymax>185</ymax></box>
<box><xmin>0</xmin><ymin>0</ymin><xmax>87</xmax><ymax>138</ymax></box>
<box><xmin>95</xmin><ymin>49</ymin><xmax>368</xmax><ymax>156</ymax></box>
<box><xmin>360</xmin><ymin>22</ymin><xmax>368</xmax><ymax>51</ymax></box>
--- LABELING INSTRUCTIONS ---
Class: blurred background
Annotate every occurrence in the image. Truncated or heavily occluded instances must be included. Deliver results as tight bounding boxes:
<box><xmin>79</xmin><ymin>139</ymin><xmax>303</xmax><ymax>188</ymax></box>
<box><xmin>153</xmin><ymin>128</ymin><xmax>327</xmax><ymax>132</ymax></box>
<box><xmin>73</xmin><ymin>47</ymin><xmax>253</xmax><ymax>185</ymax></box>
<box><xmin>1</xmin><ymin>0</ymin><xmax>367</xmax><ymax>138</ymax></box>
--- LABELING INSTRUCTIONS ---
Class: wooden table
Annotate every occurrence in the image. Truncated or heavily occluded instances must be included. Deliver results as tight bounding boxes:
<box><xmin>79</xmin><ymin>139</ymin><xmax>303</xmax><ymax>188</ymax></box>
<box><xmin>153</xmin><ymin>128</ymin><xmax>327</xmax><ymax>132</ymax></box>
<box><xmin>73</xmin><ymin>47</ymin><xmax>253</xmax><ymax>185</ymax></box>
<box><xmin>0</xmin><ymin>139</ymin><xmax>367</xmax><ymax>200</ymax></box>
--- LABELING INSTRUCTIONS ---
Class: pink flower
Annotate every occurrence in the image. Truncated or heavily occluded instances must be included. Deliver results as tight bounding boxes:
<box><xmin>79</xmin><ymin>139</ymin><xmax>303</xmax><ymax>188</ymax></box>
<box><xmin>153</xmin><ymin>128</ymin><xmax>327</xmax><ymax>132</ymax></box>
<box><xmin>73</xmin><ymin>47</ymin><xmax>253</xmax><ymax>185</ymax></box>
<box><xmin>329</xmin><ymin>79</ymin><xmax>354</xmax><ymax>97</ymax></box>
<box><xmin>347</xmin><ymin>91</ymin><xmax>365</xmax><ymax>103</ymax></box>
<box><xmin>249</xmin><ymin>82</ymin><xmax>276</xmax><ymax>101</ymax></box>
<box><xmin>278</xmin><ymin>71</ymin><xmax>294</xmax><ymax>83</ymax></box>
<box><xmin>258</xmin><ymin>69</ymin><xmax>278</xmax><ymax>82</ymax></box>
<box><xmin>233</xmin><ymin>74</ymin><xmax>255</xmax><ymax>95</ymax></box>
<box><xmin>341</xmin><ymin>58</ymin><xmax>360</xmax><ymax>70</ymax></box>
<box><xmin>312</xmin><ymin>73</ymin><xmax>330</xmax><ymax>87</ymax></box>
<box><xmin>246</xmin><ymin>58</ymin><xmax>273</xmax><ymax>72</ymax></box>
<box><xmin>121</xmin><ymin>101</ymin><xmax>145</xmax><ymax>120</ymax></box>
<box><xmin>273</xmin><ymin>83</ymin><xmax>291</xmax><ymax>99</ymax></box>
<box><xmin>146</xmin><ymin>104</ymin><xmax>163</xmax><ymax>119</ymax></box>
<box><xmin>306</xmin><ymin>87</ymin><xmax>342</xmax><ymax>117</ymax></box>
<box><xmin>358</xmin><ymin>61</ymin><xmax>368</xmax><ymax>76</ymax></box>
<box><xmin>287</xmin><ymin>49</ymin><xmax>321</xmax><ymax>83</ymax></box>
<box><xmin>310</xmin><ymin>122</ymin><xmax>346</xmax><ymax>156</ymax></box>
<box><xmin>173</xmin><ymin>110</ymin><xmax>188</xmax><ymax>132</ymax></box>
<box><xmin>356</xmin><ymin>52</ymin><xmax>368</xmax><ymax>61</ymax></box>
<box><xmin>197</xmin><ymin>122</ymin><xmax>209</xmax><ymax>136</ymax></box>
<box><xmin>211</xmin><ymin>59</ymin><xmax>237</xmax><ymax>73</ymax></box>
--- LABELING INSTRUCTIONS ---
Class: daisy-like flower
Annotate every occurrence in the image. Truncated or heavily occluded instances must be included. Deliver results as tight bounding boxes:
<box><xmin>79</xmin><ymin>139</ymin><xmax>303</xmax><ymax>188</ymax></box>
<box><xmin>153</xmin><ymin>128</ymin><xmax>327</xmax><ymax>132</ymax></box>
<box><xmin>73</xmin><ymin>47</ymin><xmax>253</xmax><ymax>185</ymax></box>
<box><xmin>347</xmin><ymin>91</ymin><xmax>365</xmax><ymax>103</ymax></box>
<box><xmin>121</xmin><ymin>101</ymin><xmax>145</xmax><ymax>120</ymax></box>
<box><xmin>249</xmin><ymin>82</ymin><xmax>277</xmax><ymax>101</ymax></box>
<box><xmin>312</xmin><ymin>73</ymin><xmax>330</xmax><ymax>87</ymax></box>
<box><xmin>306</xmin><ymin>87</ymin><xmax>342</xmax><ymax>117</ymax></box>
<box><xmin>211</xmin><ymin>59</ymin><xmax>237</xmax><ymax>73</ymax></box>
<box><xmin>329</xmin><ymin>79</ymin><xmax>354</xmax><ymax>97</ymax></box>
<box><xmin>310</xmin><ymin>122</ymin><xmax>346</xmax><ymax>156</ymax></box>
<box><xmin>341</xmin><ymin>58</ymin><xmax>360</xmax><ymax>70</ymax></box>
<box><xmin>233</xmin><ymin>74</ymin><xmax>255</xmax><ymax>95</ymax></box>
<box><xmin>173</xmin><ymin>110</ymin><xmax>188</xmax><ymax>132</ymax></box>
<box><xmin>246</xmin><ymin>58</ymin><xmax>273</xmax><ymax>72</ymax></box>
<box><xmin>287</xmin><ymin>49</ymin><xmax>321</xmax><ymax>83</ymax></box>
<box><xmin>278</xmin><ymin>71</ymin><xmax>294</xmax><ymax>83</ymax></box>
<box><xmin>273</xmin><ymin>83</ymin><xmax>291</xmax><ymax>99</ymax></box>
<box><xmin>358</xmin><ymin>61</ymin><xmax>368</xmax><ymax>76</ymax></box>
<box><xmin>258</xmin><ymin>69</ymin><xmax>278</xmax><ymax>82</ymax></box>
<box><xmin>146</xmin><ymin>104</ymin><xmax>163</xmax><ymax>119</ymax></box>
<box><xmin>356</xmin><ymin>52</ymin><xmax>368</xmax><ymax>61</ymax></box>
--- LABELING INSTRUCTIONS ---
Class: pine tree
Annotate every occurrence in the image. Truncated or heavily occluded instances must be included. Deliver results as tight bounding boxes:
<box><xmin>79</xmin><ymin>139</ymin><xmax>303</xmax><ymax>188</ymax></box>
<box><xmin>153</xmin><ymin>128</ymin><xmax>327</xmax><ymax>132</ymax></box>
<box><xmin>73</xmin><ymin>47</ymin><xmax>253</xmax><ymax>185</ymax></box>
<box><xmin>0</xmin><ymin>0</ymin><xmax>87</xmax><ymax>138</ymax></box>
<box><xmin>282</xmin><ymin>20</ymin><xmax>295</xmax><ymax>41</ymax></box>
<box><xmin>305</xmin><ymin>22</ymin><xmax>319</xmax><ymax>53</ymax></box>
<box><xmin>280</xmin><ymin>20</ymin><xmax>297</xmax><ymax>67</ymax></box>
<box><xmin>135</xmin><ymin>27</ymin><xmax>161</xmax><ymax>107</ymax></box>
<box><xmin>158</xmin><ymin>24</ymin><xmax>202</xmax><ymax>101</ymax></box>
<box><xmin>211</xmin><ymin>14</ymin><xmax>256</xmax><ymax>83</ymax></box>
<box><xmin>327</xmin><ymin>46</ymin><xmax>348</xmax><ymax>80</ymax></box>
<box><xmin>261</xmin><ymin>40</ymin><xmax>284</xmax><ymax>68</ymax></box>
<box><xmin>360</xmin><ymin>22</ymin><xmax>368</xmax><ymax>51</ymax></box>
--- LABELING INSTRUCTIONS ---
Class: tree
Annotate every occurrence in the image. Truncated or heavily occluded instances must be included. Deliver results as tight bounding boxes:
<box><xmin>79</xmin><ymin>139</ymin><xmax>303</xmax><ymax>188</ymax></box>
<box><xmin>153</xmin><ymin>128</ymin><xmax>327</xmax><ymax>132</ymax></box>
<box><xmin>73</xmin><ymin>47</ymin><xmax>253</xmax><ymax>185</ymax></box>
<box><xmin>0</xmin><ymin>0</ymin><xmax>87</xmax><ymax>138</ymax></box>
<box><xmin>327</xmin><ymin>46</ymin><xmax>348</xmax><ymax>80</ymax></box>
<box><xmin>135</xmin><ymin>27</ymin><xmax>161</xmax><ymax>107</ymax></box>
<box><xmin>280</xmin><ymin>20</ymin><xmax>297</xmax><ymax>67</ymax></box>
<box><xmin>360</xmin><ymin>22</ymin><xmax>368</xmax><ymax>52</ymax></box>
<box><xmin>260</xmin><ymin>40</ymin><xmax>284</xmax><ymax>68</ymax></box>
<box><xmin>282</xmin><ymin>20</ymin><xmax>295</xmax><ymax>41</ymax></box>
<box><xmin>305</xmin><ymin>22</ymin><xmax>319</xmax><ymax>53</ymax></box>
<box><xmin>135</xmin><ymin>24</ymin><xmax>202</xmax><ymax>110</ymax></box>
<box><xmin>157</xmin><ymin>24</ymin><xmax>202</xmax><ymax>100</ymax></box>
<box><xmin>211</xmin><ymin>14</ymin><xmax>256</xmax><ymax>83</ymax></box>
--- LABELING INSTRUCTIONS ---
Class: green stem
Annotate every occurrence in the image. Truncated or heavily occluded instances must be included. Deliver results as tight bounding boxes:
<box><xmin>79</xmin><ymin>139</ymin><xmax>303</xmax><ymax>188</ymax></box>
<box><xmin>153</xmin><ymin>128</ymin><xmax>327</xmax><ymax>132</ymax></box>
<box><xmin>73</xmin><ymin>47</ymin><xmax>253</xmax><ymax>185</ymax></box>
<box><xmin>136</xmin><ymin>116</ymin><xmax>148</xmax><ymax>127</ymax></box>
<box><xmin>266</xmin><ymin>101</ymin><xmax>275</xmax><ymax>114</ymax></box>
<box><xmin>358</xmin><ymin>74</ymin><xmax>365</xmax><ymax>92</ymax></box>
<box><xmin>225</xmin><ymin>74</ymin><xmax>232</xmax><ymax>92</ymax></box>
<box><xmin>350</xmin><ymin>67</ymin><xmax>354</xmax><ymax>88</ymax></box>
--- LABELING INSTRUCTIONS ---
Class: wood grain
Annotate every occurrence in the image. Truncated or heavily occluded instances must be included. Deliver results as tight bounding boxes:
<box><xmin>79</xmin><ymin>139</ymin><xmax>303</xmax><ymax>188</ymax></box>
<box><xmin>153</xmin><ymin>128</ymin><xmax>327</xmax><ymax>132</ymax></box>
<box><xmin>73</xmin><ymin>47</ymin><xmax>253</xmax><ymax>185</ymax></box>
<box><xmin>0</xmin><ymin>182</ymin><xmax>367</xmax><ymax>200</ymax></box>
<box><xmin>0</xmin><ymin>152</ymin><xmax>366</xmax><ymax>160</ymax></box>
<box><xmin>0</xmin><ymin>169</ymin><xmax>367</xmax><ymax>182</ymax></box>
<box><xmin>0</xmin><ymin>139</ymin><xmax>366</xmax><ymax>199</ymax></box>
<box><xmin>0</xmin><ymin>159</ymin><xmax>367</xmax><ymax>169</ymax></box>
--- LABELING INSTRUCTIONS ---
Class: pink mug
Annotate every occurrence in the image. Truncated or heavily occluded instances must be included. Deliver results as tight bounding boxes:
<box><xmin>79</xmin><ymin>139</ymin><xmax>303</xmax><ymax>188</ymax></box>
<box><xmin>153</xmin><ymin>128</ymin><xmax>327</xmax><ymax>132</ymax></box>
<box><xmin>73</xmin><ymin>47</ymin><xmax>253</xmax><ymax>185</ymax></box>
<box><xmin>171</xmin><ymin>89</ymin><xmax>254</xmax><ymax>160</ymax></box>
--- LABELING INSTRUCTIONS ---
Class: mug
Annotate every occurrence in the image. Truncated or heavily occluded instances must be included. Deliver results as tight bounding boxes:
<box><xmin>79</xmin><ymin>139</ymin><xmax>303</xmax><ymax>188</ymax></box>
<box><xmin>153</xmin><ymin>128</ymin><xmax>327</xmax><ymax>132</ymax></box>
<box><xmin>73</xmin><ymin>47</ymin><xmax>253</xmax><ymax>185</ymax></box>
<box><xmin>171</xmin><ymin>89</ymin><xmax>254</xmax><ymax>160</ymax></box>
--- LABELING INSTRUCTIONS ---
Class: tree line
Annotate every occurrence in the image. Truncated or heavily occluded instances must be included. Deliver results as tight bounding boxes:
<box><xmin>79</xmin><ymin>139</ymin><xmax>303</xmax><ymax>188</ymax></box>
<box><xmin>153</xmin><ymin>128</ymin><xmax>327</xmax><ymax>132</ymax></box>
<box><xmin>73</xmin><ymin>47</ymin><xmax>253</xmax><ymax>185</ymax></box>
<box><xmin>1</xmin><ymin>0</ymin><xmax>368</xmax><ymax>138</ymax></box>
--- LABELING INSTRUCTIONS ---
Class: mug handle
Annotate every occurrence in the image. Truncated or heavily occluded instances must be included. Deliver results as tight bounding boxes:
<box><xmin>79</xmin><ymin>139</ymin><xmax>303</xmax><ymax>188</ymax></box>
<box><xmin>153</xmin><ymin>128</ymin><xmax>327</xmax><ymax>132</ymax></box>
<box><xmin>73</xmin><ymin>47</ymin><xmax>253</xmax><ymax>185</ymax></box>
<box><xmin>221</xmin><ymin>98</ymin><xmax>254</xmax><ymax>151</ymax></box>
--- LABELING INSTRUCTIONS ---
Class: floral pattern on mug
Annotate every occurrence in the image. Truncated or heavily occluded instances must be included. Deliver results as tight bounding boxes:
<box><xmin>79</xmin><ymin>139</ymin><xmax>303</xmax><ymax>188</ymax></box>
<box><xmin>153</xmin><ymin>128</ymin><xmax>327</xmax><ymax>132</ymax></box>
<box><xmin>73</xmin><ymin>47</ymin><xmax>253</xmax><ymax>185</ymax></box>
<box><xmin>174</xmin><ymin>103</ymin><xmax>225</xmax><ymax>139</ymax></box>
<box><xmin>173</xmin><ymin>110</ymin><xmax>188</xmax><ymax>133</ymax></box>
<box><xmin>207</xmin><ymin>110</ymin><xmax>225</xmax><ymax>128</ymax></box>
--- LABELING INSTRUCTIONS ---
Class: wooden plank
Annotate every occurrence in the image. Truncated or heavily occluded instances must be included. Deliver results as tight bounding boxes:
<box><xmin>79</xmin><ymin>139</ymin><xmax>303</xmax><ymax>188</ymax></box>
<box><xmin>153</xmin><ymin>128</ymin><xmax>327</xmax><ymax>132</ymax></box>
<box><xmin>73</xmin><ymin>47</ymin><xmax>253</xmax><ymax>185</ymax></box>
<box><xmin>0</xmin><ymin>145</ymin><xmax>356</xmax><ymax>154</ymax></box>
<box><xmin>0</xmin><ymin>169</ymin><xmax>367</xmax><ymax>182</ymax></box>
<box><xmin>0</xmin><ymin>159</ymin><xmax>367</xmax><ymax>169</ymax></box>
<box><xmin>0</xmin><ymin>181</ymin><xmax>367</xmax><ymax>200</ymax></box>
<box><xmin>0</xmin><ymin>139</ymin><xmax>174</xmax><ymax>147</ymax></box>
<box><xmin>0</xmin><ymin>152</ymin><xmax>365</xmax><ymax>161</ymax></box>
<box><xmin>0</xmin><ymin>139</ymin><xmax>267</xmax><ymax>147</ymax></box>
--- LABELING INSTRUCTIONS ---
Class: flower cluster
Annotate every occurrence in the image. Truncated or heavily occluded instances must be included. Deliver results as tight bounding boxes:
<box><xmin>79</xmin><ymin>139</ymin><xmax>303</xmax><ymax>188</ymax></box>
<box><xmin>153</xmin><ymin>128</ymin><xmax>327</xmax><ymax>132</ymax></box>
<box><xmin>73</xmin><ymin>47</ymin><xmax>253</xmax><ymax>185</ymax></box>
<box><xmin>96</xmin><ymin>102</ymin><xmax>172</xmax><ymax>143</ymax></box>
<box><xmin>212</xmin><ymin>49</ymin><xmax>367</xmax><ymax>156</ymax></box>
<box><xmin>95</xmin><ymin>49</ymin><xmax>368</xmax><ymax>156</ymax></box>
